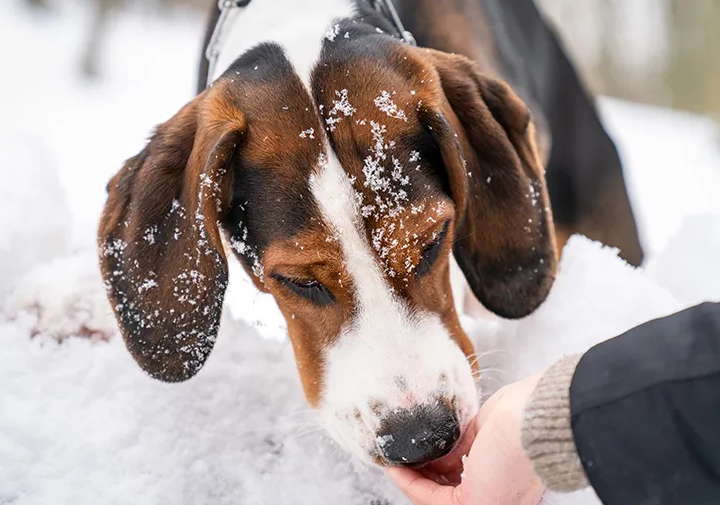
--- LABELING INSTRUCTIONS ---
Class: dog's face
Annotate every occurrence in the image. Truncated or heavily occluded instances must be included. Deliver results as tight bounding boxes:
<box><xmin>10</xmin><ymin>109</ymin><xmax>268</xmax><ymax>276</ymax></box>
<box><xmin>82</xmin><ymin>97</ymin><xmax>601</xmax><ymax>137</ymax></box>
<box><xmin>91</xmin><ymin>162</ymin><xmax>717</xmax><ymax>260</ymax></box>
<box><xmin>98</xmin><ymin>35</ymin><xmax>557</xmax><ymax>466</ymax></box>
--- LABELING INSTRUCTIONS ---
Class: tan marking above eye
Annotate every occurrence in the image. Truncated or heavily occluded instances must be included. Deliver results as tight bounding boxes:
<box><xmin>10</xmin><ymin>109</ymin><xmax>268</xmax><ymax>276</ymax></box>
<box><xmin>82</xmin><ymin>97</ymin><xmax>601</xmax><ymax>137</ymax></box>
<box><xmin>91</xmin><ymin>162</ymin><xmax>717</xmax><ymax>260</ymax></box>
<box><xmin>262</xmin><ymin>230</ymin><xmax>355</xmax><ymax>312</ymax></box>
<box><xmin>365</xmin><ymin>197</ymin><xmax>456</xmax><ymax>282</ymax></box>
<box><xmin>263</xmin><ymin>230</ymin><xmax>342</xmax><ymax>271</ymax></box>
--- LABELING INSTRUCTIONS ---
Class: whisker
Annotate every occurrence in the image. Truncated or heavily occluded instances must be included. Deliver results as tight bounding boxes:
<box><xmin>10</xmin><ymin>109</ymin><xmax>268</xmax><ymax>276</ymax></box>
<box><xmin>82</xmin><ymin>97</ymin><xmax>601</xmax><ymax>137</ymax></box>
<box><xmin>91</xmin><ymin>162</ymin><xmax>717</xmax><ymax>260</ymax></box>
<box><xmin>466</xmin><ymin>348</ymin><xmax>508</xmax><ymax>360</ymax></box>
<box><xmin>285</xmin><ymin>426</ymin><xmax>326</xmax><ymax>443</ymax></box>
<box><xmin>465</xmin><ymin>349</ymin><xmax>508</xmax><ymax>368</ymax></box>
<box><xmin>473</xmin><ymin>366</ymin><xmax>505</xmax><ymax>374</ymax></box>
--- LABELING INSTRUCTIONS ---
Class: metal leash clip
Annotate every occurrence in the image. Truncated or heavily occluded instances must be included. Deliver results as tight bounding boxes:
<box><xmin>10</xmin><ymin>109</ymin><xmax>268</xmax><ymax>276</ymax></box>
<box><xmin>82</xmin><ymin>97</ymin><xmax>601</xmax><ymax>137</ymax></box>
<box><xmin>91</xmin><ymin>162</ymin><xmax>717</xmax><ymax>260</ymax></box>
<box><xmin>371</xmin><ymin>0</ymin><xmax>417</xmax><ymax>46</ymax></box>
<box><xmin>205</xmin><ymin>0</ymin><xmax>251</xmax><ymax>87</ymax></box>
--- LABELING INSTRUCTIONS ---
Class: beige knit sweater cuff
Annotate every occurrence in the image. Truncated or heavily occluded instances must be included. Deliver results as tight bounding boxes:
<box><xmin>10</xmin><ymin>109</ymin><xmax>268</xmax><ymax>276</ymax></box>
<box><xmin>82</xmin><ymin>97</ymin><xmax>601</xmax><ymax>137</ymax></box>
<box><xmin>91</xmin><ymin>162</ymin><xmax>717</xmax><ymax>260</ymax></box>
<box><xmin>521</xmin><ymin>354</ymin><xmax>589</xmax><ymax>493</ymax></box>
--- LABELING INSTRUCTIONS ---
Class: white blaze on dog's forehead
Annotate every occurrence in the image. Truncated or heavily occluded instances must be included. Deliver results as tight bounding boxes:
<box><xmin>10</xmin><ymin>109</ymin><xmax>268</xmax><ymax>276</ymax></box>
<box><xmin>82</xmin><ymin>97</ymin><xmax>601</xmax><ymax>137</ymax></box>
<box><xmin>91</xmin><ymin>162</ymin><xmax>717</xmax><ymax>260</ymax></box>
<box><xmin>211</xmin><ymin>0</ymin><xmax>355</xmax><ymax>87</ymax></box>
<box><xmin>310</xmin><ymin>149</ymin><xmax>396</xmax><ymax>310</ymax></box>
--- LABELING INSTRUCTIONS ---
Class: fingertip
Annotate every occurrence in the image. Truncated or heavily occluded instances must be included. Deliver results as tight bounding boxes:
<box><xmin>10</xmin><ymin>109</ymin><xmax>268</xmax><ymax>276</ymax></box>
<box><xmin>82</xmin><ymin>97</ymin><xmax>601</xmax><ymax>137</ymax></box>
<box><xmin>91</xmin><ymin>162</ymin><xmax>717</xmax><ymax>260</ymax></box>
<box><xmin>386</xmin><ymin>466</ymin><xmax>456</xmax><ymax>505</ymax></box>
<box><xmin>385</xmin><ymin>466</ymin><xmax>416</xmax><ymax>486</ymax></box>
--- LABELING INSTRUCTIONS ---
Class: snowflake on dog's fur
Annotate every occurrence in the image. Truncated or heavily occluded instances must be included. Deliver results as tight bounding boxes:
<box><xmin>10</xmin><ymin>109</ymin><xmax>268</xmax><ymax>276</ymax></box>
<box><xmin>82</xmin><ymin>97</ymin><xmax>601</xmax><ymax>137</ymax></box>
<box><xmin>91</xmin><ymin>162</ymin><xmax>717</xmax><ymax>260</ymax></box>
<box><xmin>361</xmin><ymin>121</ymin><xmax>409</xmax><ymax>218</ymax></box>
<box><xmin>99</xmin><ymin>168</ymin><xmax>230</xmax><ymax>375</ymax></box>
<box><xmin>351</xmin><ymin>121</ymin><xmax>435</xmax><ymax>281</ymax></box>
<box><xmin>374</xmin><ymin>91</ymin><xmax>408</xmax><ymax>122</ymax></box>
<box><xmin>325</xmin><ymin>89</ymin><xmax>356</xmax><ymax>131</ymax></box>
<box><xmin>325</xmin><ymin>23</ymin><xmax>340</xmax><ymax>41</ymax></box>
<box><xmin>230</xmin><ymin>224</ymin><xmax>264</xmax><ymax>280</ymax></box>
<box><xmin>527</xmin><ymin>180</ymin><xmax>539</xmax><ymax>207</ymax></box>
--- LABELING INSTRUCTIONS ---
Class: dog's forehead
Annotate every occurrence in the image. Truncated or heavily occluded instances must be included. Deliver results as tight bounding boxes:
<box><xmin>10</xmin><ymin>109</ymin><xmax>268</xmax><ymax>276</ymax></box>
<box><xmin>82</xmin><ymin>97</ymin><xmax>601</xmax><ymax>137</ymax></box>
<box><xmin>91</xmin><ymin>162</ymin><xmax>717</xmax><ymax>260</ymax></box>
<box><xmin>220</xmin><ymin>40</ymin><xmax>447</xmax><ymax>276</ymax></box>
<box><xmin>309</xmin><ymin>32</ymin><xmax>444</xmax><ymax>196</ymax></box>
<box><xmin>308</xmin><ymin>69</ymin><xmax>452</xmax><ymax>287</ymax></box>
<box><xmin>311</xmin><ymin>42</ymin><xmax>450</xmax><ymax>257</ymax></box>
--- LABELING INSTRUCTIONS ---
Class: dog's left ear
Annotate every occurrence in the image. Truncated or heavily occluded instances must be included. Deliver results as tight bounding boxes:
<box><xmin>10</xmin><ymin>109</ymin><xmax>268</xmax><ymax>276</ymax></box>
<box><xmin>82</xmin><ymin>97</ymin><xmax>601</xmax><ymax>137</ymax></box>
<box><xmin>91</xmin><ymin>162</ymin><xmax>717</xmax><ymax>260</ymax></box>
<box><xmin>98</xmin><ymin>89</ymin><xmax>246</xmax><ymax>382</ymax></box>
<box><xmin>420</xmin><ymin>50</ymin><xmax>558</xmax><ymax>319</ymax></box>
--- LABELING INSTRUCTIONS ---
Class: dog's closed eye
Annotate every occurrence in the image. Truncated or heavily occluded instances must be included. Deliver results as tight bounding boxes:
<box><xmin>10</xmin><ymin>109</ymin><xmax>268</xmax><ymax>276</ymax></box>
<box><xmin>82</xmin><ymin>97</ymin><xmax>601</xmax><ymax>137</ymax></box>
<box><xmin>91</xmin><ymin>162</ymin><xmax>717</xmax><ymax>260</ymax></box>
<box><xmin>416</xmin><ymin>221</ymin><xmax>450</xmax><ymax>277</ymax></box>
<box><xmin>273</xmin><ymin>274</ymin><xmax>335</xmax><ymax>306</ymax></box>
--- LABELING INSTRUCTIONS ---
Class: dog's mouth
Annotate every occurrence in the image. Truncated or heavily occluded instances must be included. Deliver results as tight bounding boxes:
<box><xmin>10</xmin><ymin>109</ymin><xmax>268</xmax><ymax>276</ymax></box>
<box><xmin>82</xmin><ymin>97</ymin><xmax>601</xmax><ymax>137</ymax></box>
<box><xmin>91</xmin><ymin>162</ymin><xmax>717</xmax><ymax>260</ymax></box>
<box><xmin>411</xmin><ymin>421</ymin><xmax>476</xmax><ymax>485</ymax></box>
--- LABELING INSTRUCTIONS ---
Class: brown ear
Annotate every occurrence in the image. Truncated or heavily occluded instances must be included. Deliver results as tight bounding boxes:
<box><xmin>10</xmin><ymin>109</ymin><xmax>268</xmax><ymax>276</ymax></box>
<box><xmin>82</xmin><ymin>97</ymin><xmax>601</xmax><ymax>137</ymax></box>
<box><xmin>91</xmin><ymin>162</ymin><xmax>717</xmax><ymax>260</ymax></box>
<box><xmin>98</xmin><ymin>90</ymin><xmax>246</xmax><ymax>381</ymax></box>
<box><xmin>422</xmin><ymin>50</ymin><xmax>558</xmax><ymax>319</ymax></box>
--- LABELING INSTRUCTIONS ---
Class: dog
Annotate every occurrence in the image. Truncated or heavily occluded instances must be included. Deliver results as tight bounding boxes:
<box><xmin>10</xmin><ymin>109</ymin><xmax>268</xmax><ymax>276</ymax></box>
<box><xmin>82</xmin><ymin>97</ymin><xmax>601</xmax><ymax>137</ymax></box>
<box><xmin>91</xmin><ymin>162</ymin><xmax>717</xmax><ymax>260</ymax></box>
<box><xmin>98</xmin><ymin>0</ymin><xmax>639</xmax><ymax>467</ymax></box>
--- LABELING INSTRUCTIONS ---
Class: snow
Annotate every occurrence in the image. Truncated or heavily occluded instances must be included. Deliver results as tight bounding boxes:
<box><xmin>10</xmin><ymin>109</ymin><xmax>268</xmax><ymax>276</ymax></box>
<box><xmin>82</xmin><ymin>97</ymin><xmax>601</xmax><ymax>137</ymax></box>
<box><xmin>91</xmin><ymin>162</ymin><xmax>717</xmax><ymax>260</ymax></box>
<box><xmin>0</xmin><ymin>132</ymin><xmax>71</xmax><ymax>304</ymax></box>
<box><xmin>1</xmin><ymin>2</ymin><xmax>719</xmax><ymax>504</ymax></box>
<box><xmin>600</xmin><ymin>97</ymin><xmax>720</xmax><ymax>256</ymax></box>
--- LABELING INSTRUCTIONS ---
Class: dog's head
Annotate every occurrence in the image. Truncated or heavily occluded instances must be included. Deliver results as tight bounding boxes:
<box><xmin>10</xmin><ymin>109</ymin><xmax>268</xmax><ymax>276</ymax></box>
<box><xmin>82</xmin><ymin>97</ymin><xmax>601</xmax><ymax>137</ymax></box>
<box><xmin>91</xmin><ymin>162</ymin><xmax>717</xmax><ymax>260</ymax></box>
<box><xmin>98</xmin><ymin>34</ymin><xmax>557</xmax><ymax>466</ymax></box>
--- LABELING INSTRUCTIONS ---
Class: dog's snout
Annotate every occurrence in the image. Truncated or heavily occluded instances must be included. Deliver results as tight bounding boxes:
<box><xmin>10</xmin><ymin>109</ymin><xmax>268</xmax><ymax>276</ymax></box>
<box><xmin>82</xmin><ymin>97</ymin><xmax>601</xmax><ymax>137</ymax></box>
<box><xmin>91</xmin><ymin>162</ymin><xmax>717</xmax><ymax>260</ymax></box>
<box><xmin>376</xmin><ymin>404</ymin><xmax>460</xmax><ymax>466</ymax></box>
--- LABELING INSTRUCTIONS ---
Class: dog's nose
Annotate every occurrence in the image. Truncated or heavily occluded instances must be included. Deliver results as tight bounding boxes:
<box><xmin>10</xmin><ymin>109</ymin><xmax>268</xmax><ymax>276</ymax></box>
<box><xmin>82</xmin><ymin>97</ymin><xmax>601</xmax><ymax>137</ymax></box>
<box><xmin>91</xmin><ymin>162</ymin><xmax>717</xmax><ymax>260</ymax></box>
<box><xmin>376</xmin><ymin>404</ymin><xmax>460</xmax><ymax>466</ymax></box>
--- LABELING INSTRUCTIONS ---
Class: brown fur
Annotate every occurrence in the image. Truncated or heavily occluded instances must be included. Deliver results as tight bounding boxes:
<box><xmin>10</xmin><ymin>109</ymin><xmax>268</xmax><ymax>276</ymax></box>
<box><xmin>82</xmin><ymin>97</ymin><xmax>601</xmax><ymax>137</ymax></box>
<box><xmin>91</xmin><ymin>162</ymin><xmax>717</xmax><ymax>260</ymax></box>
<box><xmin>98</xmin><ymin>86</ymin><xmax>242</xmax><ymax>382</ymax></box>
<box><xmin>396</xmin><ymin>0</ymin><xmax>643</xmax><ymax>265</ymax></box>
<box><xmin>263</xmin><ymin>230</ymin><xmax>352</xmax><ymax>406</ymax></box>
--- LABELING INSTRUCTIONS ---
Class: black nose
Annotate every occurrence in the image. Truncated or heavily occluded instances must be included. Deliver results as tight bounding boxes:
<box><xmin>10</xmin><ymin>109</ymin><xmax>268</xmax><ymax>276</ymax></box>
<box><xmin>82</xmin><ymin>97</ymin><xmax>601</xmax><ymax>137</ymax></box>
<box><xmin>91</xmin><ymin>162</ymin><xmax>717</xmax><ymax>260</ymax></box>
<box><xmin>376</xmin><ymin>404</ymin><xmax>460</xmax><ymax>466</ymax></box>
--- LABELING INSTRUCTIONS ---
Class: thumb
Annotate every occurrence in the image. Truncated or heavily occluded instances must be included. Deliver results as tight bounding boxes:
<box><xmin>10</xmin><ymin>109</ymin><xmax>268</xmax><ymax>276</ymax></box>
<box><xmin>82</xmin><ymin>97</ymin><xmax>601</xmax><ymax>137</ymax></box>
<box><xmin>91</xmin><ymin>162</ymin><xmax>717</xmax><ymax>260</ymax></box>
<box><xmin>386</xmin><ymin>467</ymin><xmax>460</xmax><ymax>505</ymax></box>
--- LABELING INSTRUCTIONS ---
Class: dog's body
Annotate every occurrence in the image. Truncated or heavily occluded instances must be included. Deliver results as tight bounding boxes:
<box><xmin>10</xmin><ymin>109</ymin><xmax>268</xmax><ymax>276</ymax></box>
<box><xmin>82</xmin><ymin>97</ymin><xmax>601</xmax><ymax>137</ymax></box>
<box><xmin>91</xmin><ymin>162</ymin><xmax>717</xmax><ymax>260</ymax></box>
<box><xmin>98</xmin><ymin>0</ymin><xmax>638</xmax><ymax>467</ymax></box>
<box><xmin>396</xmin><ymin>0</ymin><xmax>644</xmax><ymax>267</ymax></box>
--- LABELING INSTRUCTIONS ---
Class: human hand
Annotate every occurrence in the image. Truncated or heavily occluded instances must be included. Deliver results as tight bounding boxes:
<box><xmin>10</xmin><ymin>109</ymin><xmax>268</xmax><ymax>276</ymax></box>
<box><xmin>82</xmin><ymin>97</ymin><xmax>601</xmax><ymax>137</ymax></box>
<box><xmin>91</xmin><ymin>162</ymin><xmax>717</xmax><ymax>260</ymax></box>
<box><xmin>386</xmin><ymin>375</ymin><xmax>544</xmax><ymax>505</ymax></box>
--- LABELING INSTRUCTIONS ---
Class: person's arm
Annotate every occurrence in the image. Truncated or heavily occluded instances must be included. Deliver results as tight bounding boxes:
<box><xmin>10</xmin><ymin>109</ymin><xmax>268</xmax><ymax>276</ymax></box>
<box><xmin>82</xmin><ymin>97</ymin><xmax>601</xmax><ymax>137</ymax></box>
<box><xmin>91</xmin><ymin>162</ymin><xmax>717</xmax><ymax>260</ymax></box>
<box><xmin>523</xmin><ymin>301</ymin><xmax>720</xmax><ymax>505</ymax></box>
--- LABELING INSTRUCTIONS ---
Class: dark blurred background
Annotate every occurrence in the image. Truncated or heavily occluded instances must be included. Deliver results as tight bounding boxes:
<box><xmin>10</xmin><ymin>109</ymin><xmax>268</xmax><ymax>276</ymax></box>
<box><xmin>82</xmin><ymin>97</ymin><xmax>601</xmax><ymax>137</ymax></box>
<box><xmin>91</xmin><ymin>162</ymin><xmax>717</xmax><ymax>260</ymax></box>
<box><xmin>538</xmin><ymin>0</ymin><xmax>720</xmax><ymax>121</ymax></box>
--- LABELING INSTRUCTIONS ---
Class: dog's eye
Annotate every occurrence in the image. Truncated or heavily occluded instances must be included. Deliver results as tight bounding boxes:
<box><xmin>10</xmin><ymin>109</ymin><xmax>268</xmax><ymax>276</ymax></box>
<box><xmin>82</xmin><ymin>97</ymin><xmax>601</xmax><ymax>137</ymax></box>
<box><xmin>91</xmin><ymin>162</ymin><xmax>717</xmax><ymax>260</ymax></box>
<box><xmin>273</xmin><ymin>275</ymin><xmax>335</xmax><ymax>306</ymax></box>
<box><xmin>416</xmin><ymin>221</ymin><xmax>450</xmax><ymax>277</ymax></box>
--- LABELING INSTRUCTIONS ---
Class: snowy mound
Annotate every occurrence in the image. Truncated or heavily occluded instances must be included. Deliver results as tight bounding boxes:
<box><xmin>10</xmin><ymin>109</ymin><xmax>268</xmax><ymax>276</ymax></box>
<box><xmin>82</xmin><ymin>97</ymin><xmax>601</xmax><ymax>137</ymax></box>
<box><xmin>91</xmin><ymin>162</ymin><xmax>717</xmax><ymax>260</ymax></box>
<box><xmin>4</xmin><ymin>252</ymin><xmax>115</xmax><ymax>342</ymax></box>
<box><xmin>0</xmin><ymin>132</ymin><xmax>71</xmax><ymax>304</ymax></box>
<box><xmin>2</xmin><ymin>223</ymin><xmax>719</xmax><ymax>505</ymax></box>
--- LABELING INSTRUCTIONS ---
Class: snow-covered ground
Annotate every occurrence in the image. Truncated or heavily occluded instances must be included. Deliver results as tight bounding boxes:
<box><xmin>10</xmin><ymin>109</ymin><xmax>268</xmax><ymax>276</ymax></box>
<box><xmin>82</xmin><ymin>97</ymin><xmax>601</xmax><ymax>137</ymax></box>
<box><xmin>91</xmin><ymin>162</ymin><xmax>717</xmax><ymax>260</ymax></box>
<box><xmin>1</xmin><ymin>2</ymin><xmax>719</xmax><ymax>504</ymax></box>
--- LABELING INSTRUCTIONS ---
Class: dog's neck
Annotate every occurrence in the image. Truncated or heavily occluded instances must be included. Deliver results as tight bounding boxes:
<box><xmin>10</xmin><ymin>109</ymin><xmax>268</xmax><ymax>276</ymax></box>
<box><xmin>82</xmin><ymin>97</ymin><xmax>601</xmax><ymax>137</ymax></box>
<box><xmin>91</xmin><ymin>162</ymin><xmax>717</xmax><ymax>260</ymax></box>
<box><xmin>212</xmin><ymin>0</ymin><xmax>355</xmax><ymax>87</ymax></box>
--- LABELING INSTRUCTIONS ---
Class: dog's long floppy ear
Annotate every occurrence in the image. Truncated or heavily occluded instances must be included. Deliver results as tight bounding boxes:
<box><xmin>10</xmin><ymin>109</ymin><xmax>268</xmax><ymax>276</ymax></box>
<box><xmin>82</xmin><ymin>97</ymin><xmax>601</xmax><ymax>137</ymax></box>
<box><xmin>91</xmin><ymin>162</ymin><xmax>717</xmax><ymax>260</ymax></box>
<box><xmin>98</xmin><ymin>90</ymin><xmax>246</xmax><ymax>382</ymax></box>
<box><xmin>421</xmin><ymin>50</ymin><xmax>558</xmax><ymax>319</ymax></box>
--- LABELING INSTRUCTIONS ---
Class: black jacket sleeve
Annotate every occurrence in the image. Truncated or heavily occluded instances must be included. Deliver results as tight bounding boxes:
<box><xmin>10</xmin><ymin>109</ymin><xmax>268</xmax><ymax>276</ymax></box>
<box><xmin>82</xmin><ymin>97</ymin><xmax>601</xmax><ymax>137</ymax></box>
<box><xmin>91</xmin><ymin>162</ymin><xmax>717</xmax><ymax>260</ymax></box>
<box><xmin>570</xmin><ymin>302</ymin><xmax>720</xmax><ymax>505</ymax></box>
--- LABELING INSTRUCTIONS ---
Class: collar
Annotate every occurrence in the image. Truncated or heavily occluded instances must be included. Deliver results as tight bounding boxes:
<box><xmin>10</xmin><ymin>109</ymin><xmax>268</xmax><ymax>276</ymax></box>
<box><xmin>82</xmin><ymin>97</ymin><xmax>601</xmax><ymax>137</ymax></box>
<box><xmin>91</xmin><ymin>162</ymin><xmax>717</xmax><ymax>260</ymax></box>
<box><xmin>204</xmin><ymin>0</ymin><xmax>416</xmax><ymax>89</ymax></box>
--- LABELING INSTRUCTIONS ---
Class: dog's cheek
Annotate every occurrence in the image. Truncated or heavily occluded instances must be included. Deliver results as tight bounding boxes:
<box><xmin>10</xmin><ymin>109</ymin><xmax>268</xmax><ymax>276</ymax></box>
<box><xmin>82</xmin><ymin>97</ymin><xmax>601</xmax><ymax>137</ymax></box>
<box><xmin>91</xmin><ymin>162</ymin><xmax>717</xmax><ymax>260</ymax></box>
<box><xmin>281</xmin><ymin>315</ymin><xmax>326</xmax><ymax>407</ymax></box>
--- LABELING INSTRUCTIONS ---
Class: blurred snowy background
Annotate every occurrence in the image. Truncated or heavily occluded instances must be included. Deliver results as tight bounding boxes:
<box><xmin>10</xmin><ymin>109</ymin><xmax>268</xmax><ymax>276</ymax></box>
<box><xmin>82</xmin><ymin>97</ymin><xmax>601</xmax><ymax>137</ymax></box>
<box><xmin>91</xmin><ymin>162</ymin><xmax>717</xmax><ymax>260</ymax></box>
<box><xmin>0</xmin><ymin>1</ymin><xmax>719</xmax><ymax>504</ymax></box>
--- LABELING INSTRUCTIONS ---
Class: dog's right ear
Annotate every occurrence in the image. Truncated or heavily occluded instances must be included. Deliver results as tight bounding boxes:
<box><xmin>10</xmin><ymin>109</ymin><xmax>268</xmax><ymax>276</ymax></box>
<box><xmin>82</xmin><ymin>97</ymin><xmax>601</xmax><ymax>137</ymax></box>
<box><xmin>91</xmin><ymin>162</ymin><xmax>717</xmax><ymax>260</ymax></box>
<box><xmin>419</xmin><ymin>50</ymin><xmax>558</xmax><ymax>319</ymax></box>
<box><xmin>98</xmin><ymin>89</ymin><xmax>247</xmax><ymax>382</ymax></box>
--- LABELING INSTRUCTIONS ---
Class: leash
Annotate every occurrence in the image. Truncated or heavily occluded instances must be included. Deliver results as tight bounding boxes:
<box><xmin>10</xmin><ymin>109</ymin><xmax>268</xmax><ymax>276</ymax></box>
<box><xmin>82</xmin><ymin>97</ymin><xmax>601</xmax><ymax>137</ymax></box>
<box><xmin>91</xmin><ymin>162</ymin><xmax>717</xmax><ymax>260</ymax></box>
<box><xmin>370</xmin><ymin>0</ymin><xmax>416</xmax><ymax>46</ymax></box>
<box><xmin>205</xmin><ymin>0</ymin><xmax>250</xmax><ymax>87</ymax></box>
<box><xmin>205</xmin><ymin>0</ymin><xmax>416</xmax><ymax>88</ymax></box>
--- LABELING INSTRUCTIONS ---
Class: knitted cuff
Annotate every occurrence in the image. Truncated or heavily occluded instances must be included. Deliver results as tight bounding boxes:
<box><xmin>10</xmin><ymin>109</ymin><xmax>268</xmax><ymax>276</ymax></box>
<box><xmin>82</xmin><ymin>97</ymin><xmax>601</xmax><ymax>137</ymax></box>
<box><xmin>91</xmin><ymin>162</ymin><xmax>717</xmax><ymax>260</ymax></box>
<box><xmin>521</xmin><ymin>354</ymin><xmax>589</xmax><ymax>493</ymax></box>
